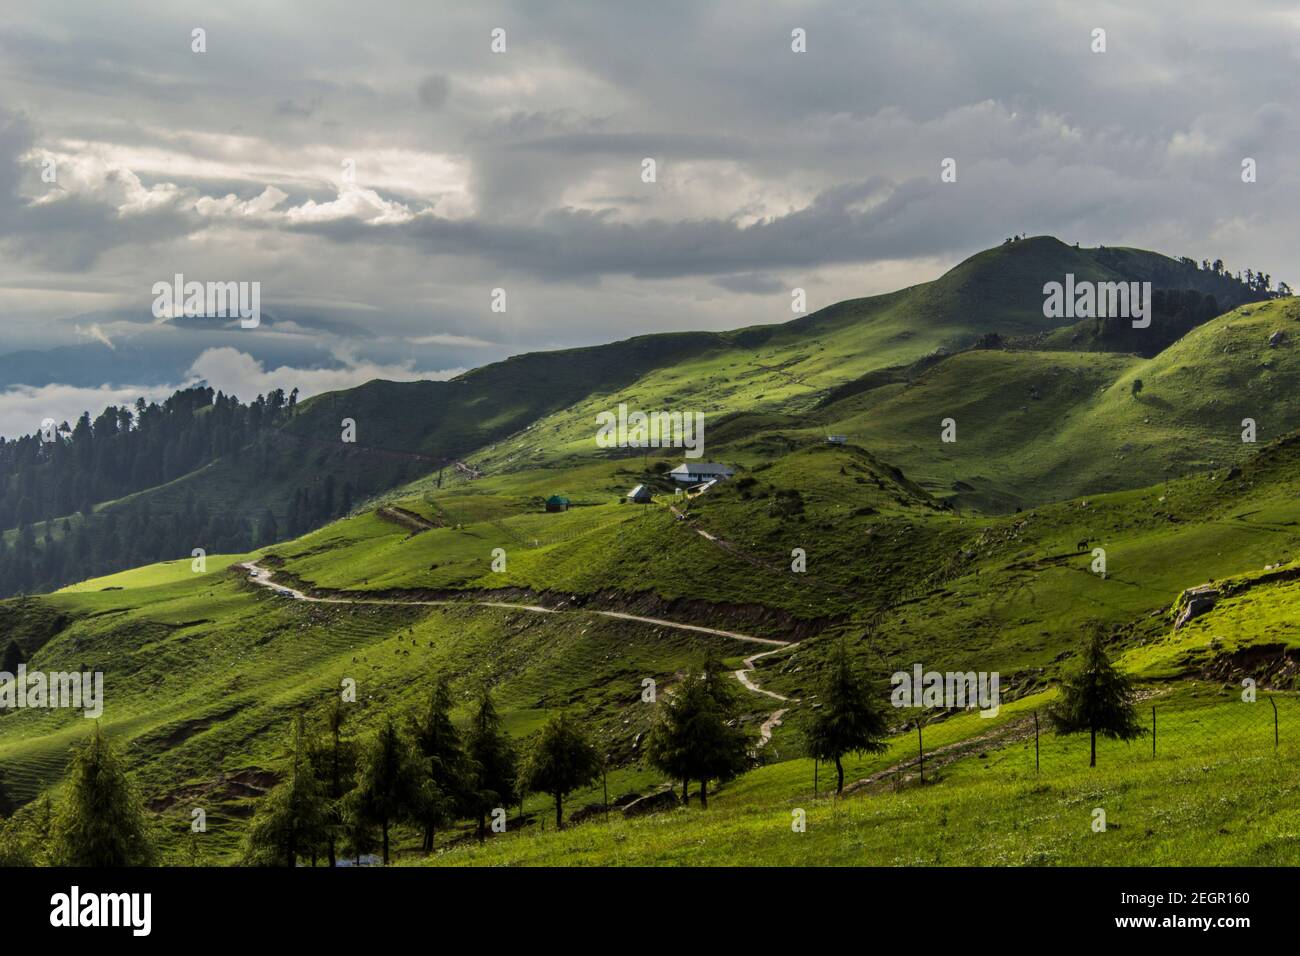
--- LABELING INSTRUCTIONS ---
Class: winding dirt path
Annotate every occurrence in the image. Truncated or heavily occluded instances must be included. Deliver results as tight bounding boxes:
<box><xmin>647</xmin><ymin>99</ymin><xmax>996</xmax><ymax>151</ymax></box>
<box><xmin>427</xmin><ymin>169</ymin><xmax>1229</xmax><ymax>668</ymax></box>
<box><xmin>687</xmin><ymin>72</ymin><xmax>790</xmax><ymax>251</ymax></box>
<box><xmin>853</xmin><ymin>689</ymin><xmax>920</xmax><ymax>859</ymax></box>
<box><xmin>239</xmin><ymin>561</ymin><xmax>797</xmax><ymax>745</ymax></box>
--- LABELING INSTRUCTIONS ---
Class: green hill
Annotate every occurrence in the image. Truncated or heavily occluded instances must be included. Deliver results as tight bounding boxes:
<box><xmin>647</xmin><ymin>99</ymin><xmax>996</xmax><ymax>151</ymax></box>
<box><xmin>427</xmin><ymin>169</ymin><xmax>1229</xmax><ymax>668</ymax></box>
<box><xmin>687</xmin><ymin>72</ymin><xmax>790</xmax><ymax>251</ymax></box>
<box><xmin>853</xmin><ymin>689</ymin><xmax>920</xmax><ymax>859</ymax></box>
<box><xmin>2</xmin><ymin>236</ymin><xmax>1296</xmax><ymax>867</ymax></box>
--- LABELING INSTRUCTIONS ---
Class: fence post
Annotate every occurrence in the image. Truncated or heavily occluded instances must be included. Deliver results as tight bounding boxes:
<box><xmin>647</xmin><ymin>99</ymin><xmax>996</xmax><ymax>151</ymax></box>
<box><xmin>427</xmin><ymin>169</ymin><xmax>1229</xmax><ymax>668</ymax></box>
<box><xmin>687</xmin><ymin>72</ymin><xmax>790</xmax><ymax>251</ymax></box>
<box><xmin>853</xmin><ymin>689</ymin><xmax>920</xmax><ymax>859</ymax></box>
<box><xmin>1271</xmin><ymin>697</ymin><xmax>1279</xmax><ymax>751</ymax></box>
<box><xmin>1034</xmin><ymin>710</ymin><xmax>1040</xmax><ymax>774</ymax></box>
<box><xmin>917</xmin><ymin>721</ymin><xmax>924</xmax><ymax>783</ymax></box>
<box><xmin>814</xmin><ymin>757</ymin><xmax>818</xmax><ymax>798</ymax></box>
<box><xmin>1152</xmin><ymin>705</ymin><xmax>1156</xmax><ymax>757</ymax></box>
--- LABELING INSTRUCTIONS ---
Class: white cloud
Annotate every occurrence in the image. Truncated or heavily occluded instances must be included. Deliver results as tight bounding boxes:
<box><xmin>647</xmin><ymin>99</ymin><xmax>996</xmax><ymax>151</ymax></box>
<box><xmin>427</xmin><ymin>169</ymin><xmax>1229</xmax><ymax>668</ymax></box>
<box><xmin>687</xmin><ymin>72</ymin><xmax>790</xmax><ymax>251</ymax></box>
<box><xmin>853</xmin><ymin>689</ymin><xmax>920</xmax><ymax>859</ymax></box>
<box><xmin>0</xmin><ymin>382</ymin><xmax>175</xmax><ymax>439</ymax></box>
<box><xmin>407</xmin><ymin>333</ymin><xmax>498</xmax><ymax>347</ymax></box>
<box><xmin>184</xmin><ymin>347</ymin><xmax>463</xmax><ymax>403</ymax></box>
<box><xmin>0</xmin><ymin>349</ymin><xmax>464</xmax><ymax>440</ymax></box>
<box><xmin>72</xmin><ymin>322</ymin><xmax>115</xmax><ymax>349</ymax></box>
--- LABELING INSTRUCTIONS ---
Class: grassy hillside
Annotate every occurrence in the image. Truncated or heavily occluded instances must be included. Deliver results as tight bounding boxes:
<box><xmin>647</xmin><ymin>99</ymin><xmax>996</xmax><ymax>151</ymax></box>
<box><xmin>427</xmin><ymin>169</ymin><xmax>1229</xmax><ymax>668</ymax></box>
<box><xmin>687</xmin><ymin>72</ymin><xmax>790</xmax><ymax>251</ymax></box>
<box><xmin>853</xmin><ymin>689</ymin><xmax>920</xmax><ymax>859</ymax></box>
<box><xmin>0</xmin><ymin>563</ymin><xmax>765</xmax><ymax>862</ymax></box>
<box><xmin>1</xmin><ymin>237</ymin><xmax>1295</xmax><ymax>868</ymax></box>
<box><xmin>785</xmin><ymin>297</ymin><xmax>1300</xmax><ymax>510</ymax></box>
<box><xmin>417</xmin><ymin>683</ymin><xmax>1300</xmax><ymax>867</ymax></box>
<box><xmin>5</xmin><ymin>237</ymin><xmax>1266</xmax><ymax>600</ymax></box>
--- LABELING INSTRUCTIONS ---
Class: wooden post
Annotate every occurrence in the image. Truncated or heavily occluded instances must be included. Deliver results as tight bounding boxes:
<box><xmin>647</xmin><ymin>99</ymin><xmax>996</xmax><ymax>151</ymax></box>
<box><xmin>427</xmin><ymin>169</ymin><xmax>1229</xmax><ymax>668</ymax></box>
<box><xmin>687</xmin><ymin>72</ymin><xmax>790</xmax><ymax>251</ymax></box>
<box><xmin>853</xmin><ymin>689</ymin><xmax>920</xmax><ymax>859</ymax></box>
<box><xmin>603</xmin><ymin>761</ymin><xmax>609</xmax><ymax>819</ymax></box>
<box><xmin>917</xmin><ymin>720</ymin><xmax>924</xmax><ymax>783</ymax></box>
<box><xmin>1033</xmin><ymin>710</ymin><xmax>1040</xmax><ymax>774</ymax></box>
<box><xmin>814</xmin><ymin>758</ymin><xmax>818</xmax><ymax>798</ymax></box>
<box><xmin>1271</xmin><ymin>696</ymin><xmax>1279</xmax><ymax>750</ymax></box>
<box><xmin>1152</xmin><ymin>705</ymin><xmax>1156</xmax><ymax>757</ymax></box>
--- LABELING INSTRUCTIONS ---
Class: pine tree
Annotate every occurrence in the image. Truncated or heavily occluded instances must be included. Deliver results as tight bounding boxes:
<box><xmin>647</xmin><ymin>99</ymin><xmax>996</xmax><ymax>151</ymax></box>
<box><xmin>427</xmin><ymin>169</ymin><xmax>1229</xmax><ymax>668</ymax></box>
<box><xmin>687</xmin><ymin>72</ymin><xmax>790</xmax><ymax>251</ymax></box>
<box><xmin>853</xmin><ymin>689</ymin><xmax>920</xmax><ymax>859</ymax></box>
<box><xmin>51</xmin><ymin>725</ymin><xmax>156</xmax><ymax>866</ymax></box>
<box><xmin>1050</xmin><ymin>627</ymin><xmax>1145</xmax><ymax>767</ymax></box>
<box><xmin>647</xmin><ymin>661</ymin><xmax>749</xmax><ymax>809</ymax></box>
<box><xmin>644</xmin><ymin>687</ymin><xmax>692</xmax><ymax>805</ymax></box>
<box><xmin>242</xmin><ymin>715</ymin><xmax>328</xmax><ymax>867</ymax></box>
<box><xmin>259</xmin><ymin>508</ymin><xmax>278</xmax><ymax>545</ymax></box>
<box><xmin>411</xmin><ymin>677</ymin><xmax>466</xmax><ymax>851</ymax></box>
<box><xmin>808</xmin><ymin>641</ymin><xmax>889</xmax><ymax>793</ymax></box>
<box><xmin>0</xmin><ymin>764</ymin><xmax>13</xmax><ymax>818</ymax></box>
<box><xmin>350</xmin><ymin>716</ymin><xmax>424</xmax><ymax>864</ymax></box>
<box><xmin>307</xmin><ymin>699</ymin><xmax>357</xmax><ymax>866</ymax></box>
<box><xmin>1</xmin><ymin>639</ymin><xmax>21</xmax><ymax>674</ymax></box>
<box><xmin>523</xmin><ymin>713</ymin><xmax>602</xmax><ymax>829</ymax></box>
<box><xmin>465</xmin><ymin>690</ymin><xmax>518</xmax><ymax>842</ymax></box>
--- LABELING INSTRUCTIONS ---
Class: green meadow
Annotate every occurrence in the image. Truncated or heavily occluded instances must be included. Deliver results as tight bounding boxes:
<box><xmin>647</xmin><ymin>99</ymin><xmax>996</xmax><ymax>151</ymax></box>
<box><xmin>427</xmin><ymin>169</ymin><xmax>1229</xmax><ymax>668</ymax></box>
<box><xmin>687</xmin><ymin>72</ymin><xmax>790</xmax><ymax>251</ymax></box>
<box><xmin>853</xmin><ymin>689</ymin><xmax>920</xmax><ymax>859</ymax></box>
<box><xmin>4</xmin><ymin>238</ymin><xmax>1300</xmax><ymax>866</ymax></box>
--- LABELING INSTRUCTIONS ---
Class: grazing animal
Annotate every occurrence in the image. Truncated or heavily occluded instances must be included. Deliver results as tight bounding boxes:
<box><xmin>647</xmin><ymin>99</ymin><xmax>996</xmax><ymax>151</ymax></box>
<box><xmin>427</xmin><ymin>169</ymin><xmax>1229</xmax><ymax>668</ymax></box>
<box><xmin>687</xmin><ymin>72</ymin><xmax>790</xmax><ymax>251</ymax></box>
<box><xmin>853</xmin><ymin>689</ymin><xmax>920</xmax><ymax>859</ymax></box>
<box><xmin>1076</xmin><ymin>539</ymin><xmax>1089</xmax><ymax>551</ymax></box>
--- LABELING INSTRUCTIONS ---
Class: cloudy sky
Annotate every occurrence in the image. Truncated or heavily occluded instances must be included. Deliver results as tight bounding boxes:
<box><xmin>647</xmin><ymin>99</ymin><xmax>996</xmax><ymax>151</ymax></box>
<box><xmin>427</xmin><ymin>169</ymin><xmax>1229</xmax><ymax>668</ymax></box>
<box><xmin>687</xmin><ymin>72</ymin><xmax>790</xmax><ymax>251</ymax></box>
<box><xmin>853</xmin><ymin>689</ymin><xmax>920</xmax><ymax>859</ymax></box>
<box><xmin>1</xmin><ymin>0</ymin><xmax>1297</xmax><ymax>436</ymax></box>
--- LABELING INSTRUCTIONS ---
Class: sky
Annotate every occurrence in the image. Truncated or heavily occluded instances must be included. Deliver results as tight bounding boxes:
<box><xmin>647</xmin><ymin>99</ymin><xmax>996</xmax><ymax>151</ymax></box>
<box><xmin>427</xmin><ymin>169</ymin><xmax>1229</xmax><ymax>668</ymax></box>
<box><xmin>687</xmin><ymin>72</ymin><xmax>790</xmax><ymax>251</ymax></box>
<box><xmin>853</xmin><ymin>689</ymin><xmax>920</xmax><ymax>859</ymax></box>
<box><xmin>1</xmin><ymin>0</ymin><xmax>1298</xmax><ymax>436</ymax></box>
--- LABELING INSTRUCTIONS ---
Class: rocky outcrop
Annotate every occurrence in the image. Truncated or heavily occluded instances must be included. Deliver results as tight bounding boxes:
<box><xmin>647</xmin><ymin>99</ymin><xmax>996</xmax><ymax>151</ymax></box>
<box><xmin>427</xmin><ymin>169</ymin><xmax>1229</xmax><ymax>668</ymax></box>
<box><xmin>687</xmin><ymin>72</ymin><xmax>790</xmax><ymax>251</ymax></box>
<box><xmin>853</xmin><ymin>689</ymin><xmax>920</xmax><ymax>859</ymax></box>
<box><xmin>1174</xmin><ymin>584</ymin><xmax>1219</xmax><ymax>629</ymax></box>
<box><xmin>621</xmin><ymin>788</ymin><xmax>680</xmax><ymax>818</ymax></box>
<box><xmin>567</xmin><ymin>803</ymin><xmax>609</xmax><ymax>825</ymax></box>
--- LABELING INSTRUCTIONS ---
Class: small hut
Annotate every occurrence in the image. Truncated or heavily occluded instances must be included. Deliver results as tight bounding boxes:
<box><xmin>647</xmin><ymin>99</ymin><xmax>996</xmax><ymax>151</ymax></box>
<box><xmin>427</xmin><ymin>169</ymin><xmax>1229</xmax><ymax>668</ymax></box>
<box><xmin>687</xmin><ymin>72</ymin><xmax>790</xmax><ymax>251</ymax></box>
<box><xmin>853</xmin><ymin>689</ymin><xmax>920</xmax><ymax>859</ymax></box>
<box><xmin>545</xmin><ymin>494</ymin><xmax>570</xmax><ymax>513</ymax></box>
<box><xmin>626</xmin><ymin>485</ymin><xmax>653</xmax><ymax>504</ymax></box>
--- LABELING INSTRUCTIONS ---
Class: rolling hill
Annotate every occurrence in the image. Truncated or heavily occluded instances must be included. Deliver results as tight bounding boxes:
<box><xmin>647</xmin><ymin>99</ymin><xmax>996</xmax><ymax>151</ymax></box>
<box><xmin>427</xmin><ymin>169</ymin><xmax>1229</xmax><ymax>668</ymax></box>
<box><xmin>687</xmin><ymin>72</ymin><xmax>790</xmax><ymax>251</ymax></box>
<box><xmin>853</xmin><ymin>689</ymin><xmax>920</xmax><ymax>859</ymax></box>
<box><xmin>1</xmin><ymin>237</ymin><xmax>1268</xmax><ymax>599</ymax></box>
<box><xmin>2</xmin><ymin>236</ymin><xmax>1299</xmax><ymax>867</ymax></box>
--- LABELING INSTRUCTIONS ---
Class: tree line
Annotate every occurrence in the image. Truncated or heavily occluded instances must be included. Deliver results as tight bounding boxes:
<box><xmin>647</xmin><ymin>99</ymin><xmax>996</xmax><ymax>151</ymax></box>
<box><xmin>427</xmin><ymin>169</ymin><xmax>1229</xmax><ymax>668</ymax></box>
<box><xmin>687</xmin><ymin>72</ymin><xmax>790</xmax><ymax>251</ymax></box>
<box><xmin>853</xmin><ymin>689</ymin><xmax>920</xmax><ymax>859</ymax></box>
<box><xmin>0</xmin><ymin>631</ymin><xmax>1141</xmax><ymax>865</ymax></box>
<box><xmin>244</xmin><ymin>656</ymin><xmax>761</xmax><ymax>865</ymax></box>
<box><xmin>0</xmin><ymin>386</ymin><xmax>369</xmax><ymax>599</ymax></box>
<box><xmin>0</xmin><ymin>385</ymin><xmax>295</xmax><ymax>529</ymax></box>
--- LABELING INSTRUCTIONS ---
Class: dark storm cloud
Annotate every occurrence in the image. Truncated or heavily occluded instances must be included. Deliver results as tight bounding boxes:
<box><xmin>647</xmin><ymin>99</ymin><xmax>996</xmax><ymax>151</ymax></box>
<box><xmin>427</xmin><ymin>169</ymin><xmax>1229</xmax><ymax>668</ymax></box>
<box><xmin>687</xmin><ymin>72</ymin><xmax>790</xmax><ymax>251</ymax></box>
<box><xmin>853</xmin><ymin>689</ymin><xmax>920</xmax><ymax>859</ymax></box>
<box><xmin>1</xmin><ymin>0</ymin><xmax>1297</xmax><ymax>372</ymax></box>
<box><xmin>417</xmin><ymin>75</ymin><xmax>451</xmax><ymax>110</ymax></box>
<box><xmin>712</xmin><ymin>273</ymin><xmax>786</xmax><ymax>295</ymax></box>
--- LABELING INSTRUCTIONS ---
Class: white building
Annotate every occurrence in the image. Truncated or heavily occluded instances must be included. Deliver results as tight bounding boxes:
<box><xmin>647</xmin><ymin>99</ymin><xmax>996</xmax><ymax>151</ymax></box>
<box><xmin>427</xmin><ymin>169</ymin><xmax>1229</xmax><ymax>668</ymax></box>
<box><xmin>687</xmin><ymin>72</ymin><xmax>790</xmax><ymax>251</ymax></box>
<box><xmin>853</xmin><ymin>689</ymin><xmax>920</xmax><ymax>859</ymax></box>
<box><xmin>668</xmin><ymin>462</ymin><xmax>735</xmax><ymax>485</ymax></box>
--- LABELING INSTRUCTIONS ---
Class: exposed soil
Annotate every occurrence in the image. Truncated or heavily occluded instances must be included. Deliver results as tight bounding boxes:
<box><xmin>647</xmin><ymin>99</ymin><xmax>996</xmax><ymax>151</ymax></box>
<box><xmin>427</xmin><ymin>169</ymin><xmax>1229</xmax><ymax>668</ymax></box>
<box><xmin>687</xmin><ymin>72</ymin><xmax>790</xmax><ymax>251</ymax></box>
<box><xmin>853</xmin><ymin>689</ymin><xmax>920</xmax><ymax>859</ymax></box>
<box><xmin>138</xmin><ymin>705</ymin><xmax>242</xmax><ymax>750</ymax></box>
<box><xmin>148</xmin><ymin>765</ymin><xmax>281</xmax><ymax>811</ymax></box>
<box><xmin>1201</xmin><ymin>642</ymin><xmax>1300</xmax><ymax>689</ymax></box>
<box><xmin>376</xmin><ymin>506</ymin><xmax>440</xmax><ymax>533</ymax></box>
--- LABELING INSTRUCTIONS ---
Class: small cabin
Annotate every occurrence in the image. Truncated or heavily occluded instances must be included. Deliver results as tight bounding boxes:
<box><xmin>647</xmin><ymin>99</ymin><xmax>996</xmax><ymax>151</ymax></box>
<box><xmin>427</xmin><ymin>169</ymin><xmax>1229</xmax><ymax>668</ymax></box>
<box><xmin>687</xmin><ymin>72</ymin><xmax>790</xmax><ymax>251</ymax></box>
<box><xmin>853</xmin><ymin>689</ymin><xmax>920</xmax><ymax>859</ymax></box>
<box><xmin>545</xmin><ymin>495</ymin><xmax>570</xmax><ymax>513</ymax></box>
<box><xmin>626</xmin><ymin>484</ymin><xmax>653</xmax><ymax>504</ymax></box>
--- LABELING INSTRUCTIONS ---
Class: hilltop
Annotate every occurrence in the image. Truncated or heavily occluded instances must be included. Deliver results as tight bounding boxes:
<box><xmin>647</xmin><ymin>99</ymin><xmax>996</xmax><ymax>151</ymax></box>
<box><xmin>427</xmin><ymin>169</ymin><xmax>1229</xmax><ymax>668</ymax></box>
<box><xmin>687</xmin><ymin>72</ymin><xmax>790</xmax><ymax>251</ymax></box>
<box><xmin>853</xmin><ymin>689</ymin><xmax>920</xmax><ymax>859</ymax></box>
<box><xmin>0</xmin><ymin>237</ymin><xmax>1273</xmax><ymax>598</ymax></box>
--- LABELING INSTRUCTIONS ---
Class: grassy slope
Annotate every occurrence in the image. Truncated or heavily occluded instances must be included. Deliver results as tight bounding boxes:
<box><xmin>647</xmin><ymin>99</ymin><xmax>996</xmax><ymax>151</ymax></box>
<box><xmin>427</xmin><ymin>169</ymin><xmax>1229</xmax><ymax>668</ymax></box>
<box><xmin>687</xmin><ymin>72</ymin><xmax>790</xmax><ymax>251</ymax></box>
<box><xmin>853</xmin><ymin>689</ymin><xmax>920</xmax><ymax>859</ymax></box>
<box><xmin>811</xmin><ymin>297</ymin><xmax>1300</xmax><ymax>509</ymax></box>
<box><xmin>460</xmin><ymin>238</ymin><xmax>1228</xmax><ymax>479</ymax></box>
<box><xmin>419</xmin><ymin>684</ymin><xmax>1300</xmax><ymax>866</ymax></box>
<box><xmin>3</xmin><ymin>238</ymin><xmax>1297</xmax><ymax>866</ymax></box>
<box><xmin>0</xmin><ymin>559</ymin><xmax>763</xmax><ymax>862</ymax></box>
<box><xmin>8</xmin><ymin>237</ymin><xmax>1255</xmax><ymax>589</ymax></box>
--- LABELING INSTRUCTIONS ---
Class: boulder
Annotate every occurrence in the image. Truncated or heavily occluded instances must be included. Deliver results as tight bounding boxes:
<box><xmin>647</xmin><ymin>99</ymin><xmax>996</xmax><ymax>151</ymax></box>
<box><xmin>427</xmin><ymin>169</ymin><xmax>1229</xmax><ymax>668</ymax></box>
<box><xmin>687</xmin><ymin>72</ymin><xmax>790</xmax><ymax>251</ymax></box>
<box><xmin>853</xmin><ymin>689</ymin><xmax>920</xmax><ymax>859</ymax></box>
<box><xmin>567</xmin><ymin>803</ymin><xmax>608</xmax><ymax>825</ymax></box>
<box><xmin>621</xmin><ymin>788</ymin><xmax>680</xmax><ymax>818</ymax></box>
<box><xmin>1270</xmin><ymin>330</ymin><xmax>1286</xmax><ymax>348</ymax></box>
<box><xmin>1174</xmin><ymin>585</ymin><xmax>1219</xmax><ymax>629</ymax></box>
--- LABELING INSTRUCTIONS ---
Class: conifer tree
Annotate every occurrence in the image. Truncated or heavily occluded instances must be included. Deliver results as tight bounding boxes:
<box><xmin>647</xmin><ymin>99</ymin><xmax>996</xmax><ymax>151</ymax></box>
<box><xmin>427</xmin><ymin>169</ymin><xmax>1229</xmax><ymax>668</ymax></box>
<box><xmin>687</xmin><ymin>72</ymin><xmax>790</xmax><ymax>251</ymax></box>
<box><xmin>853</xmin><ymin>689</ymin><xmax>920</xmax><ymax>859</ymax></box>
<box><xmin>0</xmin><ymin>765</ymin><xmax>13</xmax><ymax>818</ymax></box>
<box><xmin>523</xmin><ymin>713</ymin><xmax>602</xmax><ymax>829</ymax></box>
<box><xmin>52</xmin><ymin>725</ymin><xmax>156</xmax><ymax>866</ymax></box>
<box><xmin>808</xmin><ymin>641</ymin><xmax>889</xmax><ymax>793</ymax></box>
<box><xmin>647</xmin><ymin>660</ymin><xmax>749</xmax><ymax>809</ymax></box>
<box><xmin>411</xmin><ymin>677</ymin><xmax>466</xmax><ymax>851</ymax></box>
<box><xmin>350</xmin><ymin>715</ymin><xmax>424</xmax><ymax>864</ymax></box>
<box><xmin>308</xmin><ymin>698</ymin><xmax>358</xmax><ymax>866</ymax></box>
<box><xmin>1050</xmin><ymin>627</ymin><xmax>1144</xmax><ymax>767</ymax></box>
<box><xmin>465</xmin><ymin>690</ymin><xmax>518</xmax><ymax>842</ymax></box>
<box><xmin>242</xmin><ymin>715</ymin><xmax>328</xmax><ymax>867</ymax></box>
<box><xmin>1</xmin><ymin>639</ymin><xmax>20</xmax><ymax>674</ymax></box>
